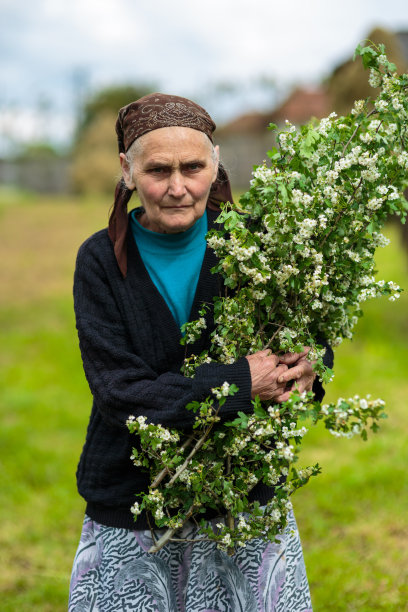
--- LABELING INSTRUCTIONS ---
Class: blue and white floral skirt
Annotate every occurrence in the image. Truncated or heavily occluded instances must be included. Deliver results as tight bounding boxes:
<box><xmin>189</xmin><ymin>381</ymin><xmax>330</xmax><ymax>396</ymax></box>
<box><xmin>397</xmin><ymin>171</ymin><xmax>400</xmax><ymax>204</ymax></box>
<box><xmin>69</xmin><ymin>510</ymin><xmax>312</xmax><ymax>611</ymax></box>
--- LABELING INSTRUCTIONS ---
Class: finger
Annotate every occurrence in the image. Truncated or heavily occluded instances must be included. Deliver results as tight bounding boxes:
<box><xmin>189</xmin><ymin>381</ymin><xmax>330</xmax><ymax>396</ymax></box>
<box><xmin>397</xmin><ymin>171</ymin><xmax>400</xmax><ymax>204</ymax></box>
<box><xmin>249</xmin><ymin>349</ymin><xmax>278</xmax><ymax>361</ymax></box>
<box><xmin>258</xmin><ymin>385</ymin><xmax>286</xmax><ymax>401</ymax></box>
<box><xmin>297</xmin><ymin>355</ymin><xmax>316</xmax><ymax>366</ymax></box>
<box><xmin>265</xmin><ymin>353</ymin><xmax>280</xmax><ymax>367</ymax></box>
<box><xmin>279</xmin><ymin>349</ymin><xmax>309</xmax><ymax>365</ymax></box>
<box><xmin>295</xmin><ymin>380</ymin><xmax>306</xmax><ymax>394</ymax></box>
<box><xmin>279</xmin><ymin>352</ymin><xmax>300</xmax><ymax>365</ymax></box>
<box><xmin>247</xmin><ymin>351</ymin><xmax>279</xmax><ymax>367</ymax></box>
<box><xmin>276</xmin><ymin>380</ymin><xmax>304</xmax><ymax>402</ymax></box>
<box><xmin>275</xmin><ymin>389</ymin><xmax>292</xmax><ymax>403</ymax></box>
<box><xmin>273</xmin><ymin>364</ymin><xmax>289</xmax><ymax>379</ymax></box>
<box><xmin>296</xmin><ymin>377</ymin><xmax>315</xmax><ymax>394</ymax></box>
<box><xmin>277</xmin><ymin>364</ymin><xmax>306</xmax><ymax>384</ymax></box>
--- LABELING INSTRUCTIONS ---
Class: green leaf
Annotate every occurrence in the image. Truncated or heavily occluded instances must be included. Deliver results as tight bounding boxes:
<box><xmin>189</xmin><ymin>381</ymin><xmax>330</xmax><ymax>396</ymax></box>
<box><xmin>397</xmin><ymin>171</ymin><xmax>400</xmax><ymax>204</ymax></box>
<box><xmin>278</xmin><ymin>183</ymin><xmax>288</xmax><ymax>204</ymax></box>
<box><xmin>254</xmin><ymin>403</ymin><xmax>268</xmax><ymax>418</ymax></box>
<box><xmin>353</xmin><ymin>43</ymin><xmax>363</xmax><ymax>60</ymax></box>
<box><xmin>185</xmin><ymin>400</ymin><xmax>201</xmax><ymax>413</ymax></box>
<box><xmin>225</xmin><ymin>411</ymin><xmax>249</xmax><ymax>429</ymax></box>
<box><xmin>267</xmin><ymin>147</ymin><xmax>280</xmax><ymax>161</ymax></box>
<box><xmin>299</xmin><ymin>129</ymin><xmax>320</xmax><ymax>158</ymax></box>
<box><xmin>216</xmin><ymin>208</ymin><xmax>247</xmax><ymax>230</ymax></box>
<box><xmin>321</xmin><ymin>367</ymin><xmax>334</xmax><ymax>385</ymax></box>
<box><xmin>355</xmin><ymin>45</ymin><xmax>378</xmax><ymax>69</ymax></box>
<box><xmin>225</xmin><ymin>276</ymin><xmax>238</xmax><ymax>289</ymax></box>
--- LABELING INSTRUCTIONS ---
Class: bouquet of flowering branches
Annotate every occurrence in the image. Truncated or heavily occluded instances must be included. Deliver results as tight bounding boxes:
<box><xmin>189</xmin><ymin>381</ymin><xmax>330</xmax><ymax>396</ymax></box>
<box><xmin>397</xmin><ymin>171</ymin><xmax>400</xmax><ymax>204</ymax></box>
<box><xmin>127</xmin><ymin>43</ymin><xmax>407</xmax><ymax>553</ymax></box>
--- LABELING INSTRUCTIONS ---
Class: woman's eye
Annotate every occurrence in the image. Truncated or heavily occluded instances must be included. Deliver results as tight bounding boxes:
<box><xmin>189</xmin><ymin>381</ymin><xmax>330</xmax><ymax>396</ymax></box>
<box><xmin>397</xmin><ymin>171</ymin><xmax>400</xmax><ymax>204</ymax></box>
<box><xmin>149</xmin><ymin>167</ymin><xmax>169</xmax><ymax>175</ymax></box>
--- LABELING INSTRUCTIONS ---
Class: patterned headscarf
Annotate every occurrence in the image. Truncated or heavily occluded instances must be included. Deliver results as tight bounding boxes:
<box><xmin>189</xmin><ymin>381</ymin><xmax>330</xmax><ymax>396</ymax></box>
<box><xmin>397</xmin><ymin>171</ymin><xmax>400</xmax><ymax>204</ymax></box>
<box><xmin>108</xmin><ymin>93</ymin><xmax>233</xmax><ymax>277</ymax></box>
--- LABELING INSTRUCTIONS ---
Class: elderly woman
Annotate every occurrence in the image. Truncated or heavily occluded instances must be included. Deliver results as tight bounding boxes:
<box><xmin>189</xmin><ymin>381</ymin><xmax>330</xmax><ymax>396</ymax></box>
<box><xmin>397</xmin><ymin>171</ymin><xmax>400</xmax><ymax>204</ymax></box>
<box><xmin>69</xmin><ymin>93</ymin><xmax>332</xmax><ymax>611</ymax></box>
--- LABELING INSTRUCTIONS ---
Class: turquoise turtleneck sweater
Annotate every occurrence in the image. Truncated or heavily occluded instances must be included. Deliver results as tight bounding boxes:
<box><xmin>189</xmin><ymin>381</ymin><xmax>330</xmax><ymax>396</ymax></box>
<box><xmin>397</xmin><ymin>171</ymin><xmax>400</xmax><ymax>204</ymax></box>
<box><xmin>130</xmin><ymin>208</ymin><xmax>208</xmax><ymax>330</ymax></box>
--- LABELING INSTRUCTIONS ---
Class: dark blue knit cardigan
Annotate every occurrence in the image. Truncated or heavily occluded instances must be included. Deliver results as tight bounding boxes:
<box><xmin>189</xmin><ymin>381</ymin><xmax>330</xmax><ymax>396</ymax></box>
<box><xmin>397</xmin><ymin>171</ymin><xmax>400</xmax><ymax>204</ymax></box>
<box><xmin>73</xmin><ymin>208</ymin><xmax>333</xmax><ymax>530</ymax></box>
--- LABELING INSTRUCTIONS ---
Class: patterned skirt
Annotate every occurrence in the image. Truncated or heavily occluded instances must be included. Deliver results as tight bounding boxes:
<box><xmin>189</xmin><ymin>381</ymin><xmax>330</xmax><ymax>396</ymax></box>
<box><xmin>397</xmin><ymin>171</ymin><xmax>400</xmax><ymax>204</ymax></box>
<box><xmin>69</xmin><ymin>511</ymin><xmax>312</xmax><ymax>612</ymax></box>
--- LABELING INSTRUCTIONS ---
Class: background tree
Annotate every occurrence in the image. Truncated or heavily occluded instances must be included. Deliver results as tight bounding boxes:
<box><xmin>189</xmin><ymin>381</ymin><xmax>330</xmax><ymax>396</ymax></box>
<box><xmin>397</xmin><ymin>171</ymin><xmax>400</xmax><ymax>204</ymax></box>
<box><xmin>71</xmin><ymin>84</ymin><xmax>155</xmax><ymax>194</ymax></box>
<box><xmin>327</xmin><ymin>27</ymin><xmax>407</xmax><ymax>116</ymax></box>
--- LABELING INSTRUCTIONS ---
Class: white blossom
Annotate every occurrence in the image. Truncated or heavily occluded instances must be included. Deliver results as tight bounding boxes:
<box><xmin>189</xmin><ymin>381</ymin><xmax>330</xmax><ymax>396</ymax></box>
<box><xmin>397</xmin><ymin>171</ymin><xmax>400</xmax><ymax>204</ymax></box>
<box><xmin>375</xmin><ymin>99</ymin><xmax>388</xmax><ymax>112</ymax></box>
<box><xmin>351</xmin><ymin>99</ymin><xmax>365</xmax><ymax>115</ymax></box>
<box><xmin>392</xmin><ymin>97</ymin><xmax>403</xmax><ymax>111</ymax></box>
<box><xmin>368</xmin><ymin>69</ymin><xmax>382</xmax><ymax>88</ymax></box>
<box><xmin>131</xmin><ymin>502</ymin><xmax>142</xmax><ymax>516</ymax></box>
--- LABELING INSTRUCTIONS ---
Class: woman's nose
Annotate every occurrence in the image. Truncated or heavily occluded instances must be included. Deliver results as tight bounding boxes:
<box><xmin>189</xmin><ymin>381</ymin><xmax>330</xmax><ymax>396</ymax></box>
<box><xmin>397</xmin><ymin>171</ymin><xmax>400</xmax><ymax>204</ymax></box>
<box><xmin>168</xmin><ymin>172</ymin><xmax>187</xmax><ymax>197</ymax></box>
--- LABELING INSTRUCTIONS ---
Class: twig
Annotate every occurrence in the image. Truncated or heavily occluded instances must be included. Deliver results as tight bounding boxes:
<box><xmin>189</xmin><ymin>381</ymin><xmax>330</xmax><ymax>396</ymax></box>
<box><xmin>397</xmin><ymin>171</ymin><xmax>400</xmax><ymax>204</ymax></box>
<box><xmin>148</xmin><ymin>407</ymin><xmax>222</xmax><ymax>553</ymax></box>
<box><xmin>148</xmin><ymin>504</ymin><xmax>196</xmax><ymax>553</ymax></box>
<box><xmin>226</xmin><ymin>456</ymin><xmax>235</xmax><ymax>555</ymax></box>
<box><xmin>319</xmin><ymin>177</ymin><xmax>363</xmax><ymax>249</ymax></box>
<box><xmin>226</xmin><ymin>457</ymin><xmax>234</xmax><ymax>531</ymax></box>
<box><xmin>318</xmin><ymin>108</ymin><xmax>380</xmax><ymax>249</ymax></box>
<box><xmin>151</xmin><ymin>433</ymin><xmax>195</xmax><ymax>488</ymax></box>
<box><xmin>262</xmin><ymin>324</ymin><xmax>284</xmax><ymax>350</ymax></box>
<box><xmin>341</xmin><ymin>108</ymin><xmax>377</xmax><ymax>157</ymax></box>
<box><xmin>146</xmin><ymin>512</ymin><xmax>158</xmax><ymax>546</ymax></box>
<box><xmin>166</xmin><ymin>416</ymin><xmax>219</xmax><ymax>488</ymax></box>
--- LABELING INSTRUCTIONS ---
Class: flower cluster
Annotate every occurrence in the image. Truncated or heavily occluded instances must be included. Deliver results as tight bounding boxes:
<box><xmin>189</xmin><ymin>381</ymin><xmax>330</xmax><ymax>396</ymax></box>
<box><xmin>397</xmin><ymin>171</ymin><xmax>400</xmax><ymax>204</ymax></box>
<box><xmin>205</xmin><ymin>44</ymin><xmax>407</xmax><ymax>372</ymax></box>
<box><xmin>127</xmin><ymin>386</ymin><xmax>386</xmax><ymax>552</ymax></box>
<box><xmin>128</xmin><ymin>43</ymin><xmax>406</xmax><ymax>553</ymax></box>
<box><xmin>320</xmin><ymin>395</ymin><xmax>386</xmax><ymax>439</ymax></box>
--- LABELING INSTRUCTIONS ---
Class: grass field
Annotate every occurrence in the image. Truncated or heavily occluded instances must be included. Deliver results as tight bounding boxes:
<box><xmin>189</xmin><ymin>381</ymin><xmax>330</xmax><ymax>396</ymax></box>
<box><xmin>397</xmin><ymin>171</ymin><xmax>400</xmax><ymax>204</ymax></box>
<box><xmin>1</xmin><ymin>189</ymin><xmax>407</xmax><ymax>611</ymax></box>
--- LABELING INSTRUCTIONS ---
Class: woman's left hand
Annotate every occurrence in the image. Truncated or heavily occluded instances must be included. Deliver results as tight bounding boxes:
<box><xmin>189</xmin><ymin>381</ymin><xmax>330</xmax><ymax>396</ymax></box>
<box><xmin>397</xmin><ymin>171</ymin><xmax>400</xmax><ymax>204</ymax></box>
<box><xmin>274</xmin><ymin>348</ymin><xmax>316</xmax><ymax>403</ymax></box>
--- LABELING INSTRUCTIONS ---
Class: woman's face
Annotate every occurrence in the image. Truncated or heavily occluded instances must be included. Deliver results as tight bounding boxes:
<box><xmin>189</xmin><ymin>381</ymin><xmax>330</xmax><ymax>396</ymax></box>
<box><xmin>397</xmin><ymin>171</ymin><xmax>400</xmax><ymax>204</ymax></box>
<box><xmin>120</xmin><ymin>126</ymin><xmax>219</xmax><ymax>234</ymax></box>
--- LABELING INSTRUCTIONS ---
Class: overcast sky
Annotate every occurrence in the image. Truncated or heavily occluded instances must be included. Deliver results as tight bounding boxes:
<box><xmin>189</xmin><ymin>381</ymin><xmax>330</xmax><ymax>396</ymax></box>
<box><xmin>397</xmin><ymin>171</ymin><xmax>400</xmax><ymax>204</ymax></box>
<box><xmin>1</xmin><ymin>0</ymin><xmax>407</xmax><ymax>150</ymax></box>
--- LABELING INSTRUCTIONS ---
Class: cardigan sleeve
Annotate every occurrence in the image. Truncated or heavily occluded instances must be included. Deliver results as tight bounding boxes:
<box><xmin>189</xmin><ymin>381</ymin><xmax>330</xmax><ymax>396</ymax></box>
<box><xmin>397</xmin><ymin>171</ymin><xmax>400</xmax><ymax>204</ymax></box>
<box><xmin>312</xmin><ymin>339</ymin><xmax>334</xmax><ymax>402</ymax></box>
<box><xmin>73</xmin><ymin>237</ymin><xmax>253</xmax><ymax>431</ymax></box>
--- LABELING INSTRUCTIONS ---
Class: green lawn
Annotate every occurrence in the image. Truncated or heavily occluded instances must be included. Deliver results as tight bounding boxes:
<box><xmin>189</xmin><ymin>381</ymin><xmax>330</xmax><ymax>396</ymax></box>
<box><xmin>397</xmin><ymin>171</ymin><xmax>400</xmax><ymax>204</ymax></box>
<box><xmin>1</xmin><ymin>191</ymin><xmax>407</xmax><ymax>610</ymax></box>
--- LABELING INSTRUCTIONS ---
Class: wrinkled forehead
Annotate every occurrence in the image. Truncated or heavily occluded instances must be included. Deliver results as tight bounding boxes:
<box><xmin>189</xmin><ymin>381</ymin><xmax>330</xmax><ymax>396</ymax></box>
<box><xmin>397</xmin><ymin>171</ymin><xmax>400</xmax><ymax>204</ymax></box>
<box><xmin>129</xmin><ymin>126</ymin><xmax>214</xmax><ymax>161</ymax></box>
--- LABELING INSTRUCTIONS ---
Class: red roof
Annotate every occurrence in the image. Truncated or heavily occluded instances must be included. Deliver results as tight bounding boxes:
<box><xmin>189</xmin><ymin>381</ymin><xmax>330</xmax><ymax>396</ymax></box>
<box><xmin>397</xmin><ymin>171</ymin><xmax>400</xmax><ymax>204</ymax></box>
<box><xmin>218</xmin><ymin>86</ymin><xmax>330</xmax><ymax>135</ymax></box>
<box><xmin>271</xmin><ymin>86</ymin><xmax>330</xmax><ymax>124</ymax></box>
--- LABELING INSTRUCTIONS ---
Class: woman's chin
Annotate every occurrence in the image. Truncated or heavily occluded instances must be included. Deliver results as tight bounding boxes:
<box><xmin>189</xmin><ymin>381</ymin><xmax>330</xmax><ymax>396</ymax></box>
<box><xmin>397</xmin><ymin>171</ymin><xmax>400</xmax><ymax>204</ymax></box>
<box><xmin>158</xmin><ymin>209</ymin><xmax>198</xmax><ymax>233</ymax></box>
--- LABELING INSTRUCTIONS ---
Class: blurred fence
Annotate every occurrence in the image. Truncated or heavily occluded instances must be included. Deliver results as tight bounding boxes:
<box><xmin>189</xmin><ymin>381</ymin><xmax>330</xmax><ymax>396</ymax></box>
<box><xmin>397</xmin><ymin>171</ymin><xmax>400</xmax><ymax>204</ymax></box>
<box><xmin>0</xmin><ymin>157</ymin><xmax>71</xmax><ymax>194</ymax></box>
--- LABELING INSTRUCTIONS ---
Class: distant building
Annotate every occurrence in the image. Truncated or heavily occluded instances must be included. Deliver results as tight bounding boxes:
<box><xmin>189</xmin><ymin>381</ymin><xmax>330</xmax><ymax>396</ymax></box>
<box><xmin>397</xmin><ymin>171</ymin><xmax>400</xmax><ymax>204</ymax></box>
<box><xmin>216</xmin><ymin>87</ymin><xmax>329</xmax><ymax>189</ymax></box>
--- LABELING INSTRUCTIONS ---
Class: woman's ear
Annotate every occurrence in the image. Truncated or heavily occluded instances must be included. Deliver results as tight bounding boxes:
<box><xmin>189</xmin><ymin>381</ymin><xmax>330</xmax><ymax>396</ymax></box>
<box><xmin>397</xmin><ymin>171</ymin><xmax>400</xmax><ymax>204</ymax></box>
<box><xmin>119</xmin><ymin>153</ymin><xmax>136</xmax><ymax>190</ymax></box>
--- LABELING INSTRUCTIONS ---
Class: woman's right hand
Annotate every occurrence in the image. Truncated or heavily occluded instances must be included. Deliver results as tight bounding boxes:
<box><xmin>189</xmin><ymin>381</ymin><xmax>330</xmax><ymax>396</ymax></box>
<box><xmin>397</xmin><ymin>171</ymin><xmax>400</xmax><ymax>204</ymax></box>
<box><xmin>246</xmin><ymin>350</ymin><xmax>289</xmax><ymax>402</ymax></box>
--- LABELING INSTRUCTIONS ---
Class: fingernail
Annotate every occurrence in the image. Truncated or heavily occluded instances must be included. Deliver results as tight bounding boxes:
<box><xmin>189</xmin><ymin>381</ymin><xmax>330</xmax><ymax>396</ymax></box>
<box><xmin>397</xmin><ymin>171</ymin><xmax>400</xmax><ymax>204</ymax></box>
<box><xmin>278</xmin><ymin>376</ymin><xmax>284</xmax><ymax>383</ymax></box>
